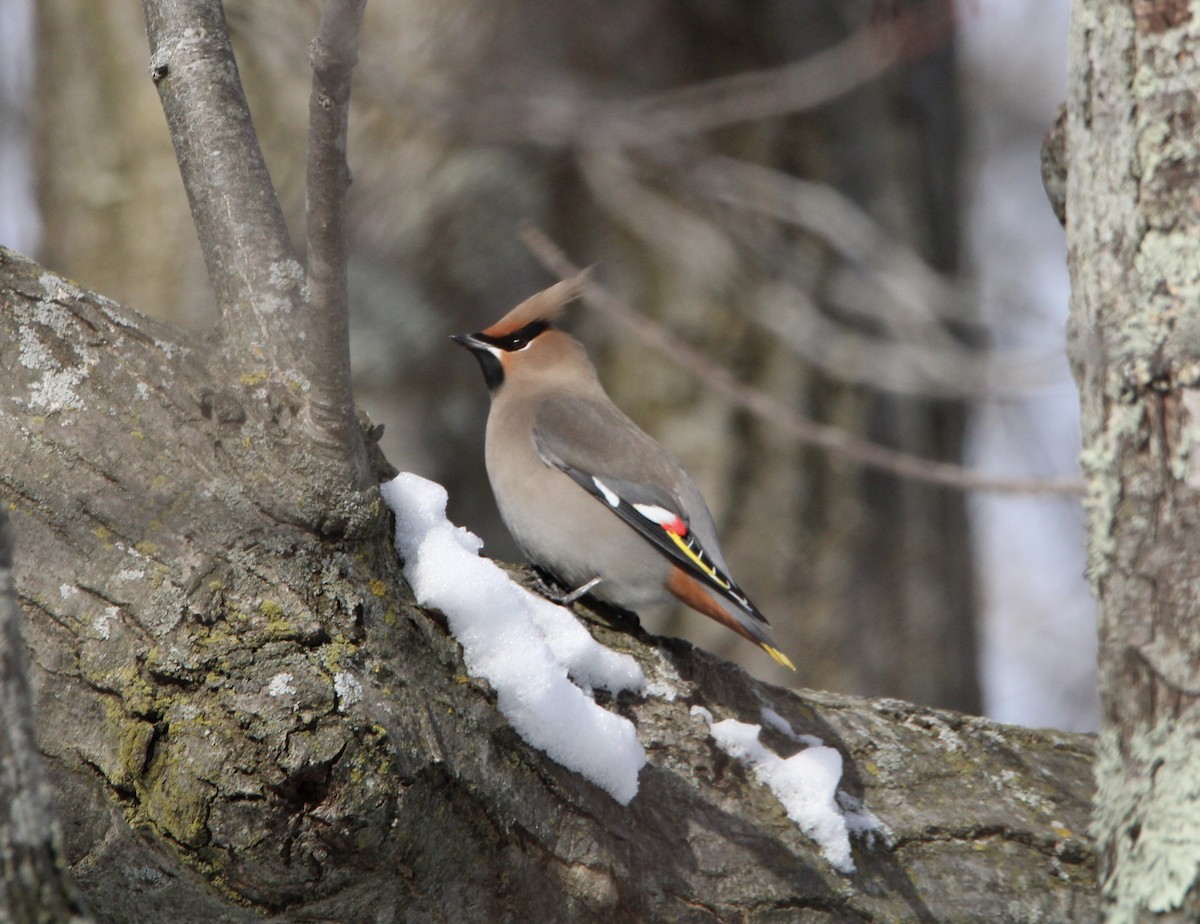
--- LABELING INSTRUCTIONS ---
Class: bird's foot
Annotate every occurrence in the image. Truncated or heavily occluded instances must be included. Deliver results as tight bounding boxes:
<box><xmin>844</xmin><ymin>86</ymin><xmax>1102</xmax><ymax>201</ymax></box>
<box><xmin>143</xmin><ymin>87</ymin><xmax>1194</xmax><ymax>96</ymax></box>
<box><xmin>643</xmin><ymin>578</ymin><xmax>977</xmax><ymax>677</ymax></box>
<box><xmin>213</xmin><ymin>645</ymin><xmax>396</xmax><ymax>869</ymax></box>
<box><xmin>528</xmin><ymin>568</ymin><xmax>642</xmax><ymax>634</ymax></box>
<box><xmin>557</xmin><ymin>577</ymin><xmax>603</xmax><ymax>605</ymax></box>
<box><xmin>530</xmin><ymin>568</ymin><xmax>601</xmax><ymax>606</ymax></box>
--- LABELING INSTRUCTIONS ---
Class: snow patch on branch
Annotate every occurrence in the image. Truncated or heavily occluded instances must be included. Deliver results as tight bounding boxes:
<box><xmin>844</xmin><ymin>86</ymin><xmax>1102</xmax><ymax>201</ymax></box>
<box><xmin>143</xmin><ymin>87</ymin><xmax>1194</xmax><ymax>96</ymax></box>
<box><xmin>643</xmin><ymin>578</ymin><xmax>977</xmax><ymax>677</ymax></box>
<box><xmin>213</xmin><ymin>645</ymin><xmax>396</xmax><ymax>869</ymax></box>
<box><xmin>693</xmin><ymin>706</ymin><xmax>884</xmax><ymax>873</ymax></box>
<box><xmin>381</xmin><ymin>472</ymin><xmax>647</xmax><ymax>804</ymax></box>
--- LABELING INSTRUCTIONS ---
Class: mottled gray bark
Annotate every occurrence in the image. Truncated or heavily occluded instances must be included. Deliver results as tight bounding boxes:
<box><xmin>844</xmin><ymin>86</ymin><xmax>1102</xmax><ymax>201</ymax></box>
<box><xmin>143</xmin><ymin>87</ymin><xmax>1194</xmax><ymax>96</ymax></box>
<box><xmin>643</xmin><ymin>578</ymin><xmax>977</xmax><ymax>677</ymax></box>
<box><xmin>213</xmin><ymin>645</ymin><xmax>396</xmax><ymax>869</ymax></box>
<box><xmin>140</xmin><ymin>0</ymin><xmax>369</xmax><ymax>497</ymax></box>
<box><xmin>1</xmin><ymin>512</ymin><xmax>93</xmax><ymax>922</ymax></box>
<box><xmin>2</xmin><ymin>246</ymin><xmax>1095</xmax><ymax>923</ymax></box>
<box><xmin>302</xmin><ymin>0</ymin><xmax>371</xmax><ymax>485</ymax></box>
<box><xmin>139</xmin><ymin>0</ymin><xmax>301</xmax><ymax>342</ymax></box>
<box><xmin>1066</xmin><ymin>1</ymin><xmax>1200</xmax><ymax>921</ymax></box>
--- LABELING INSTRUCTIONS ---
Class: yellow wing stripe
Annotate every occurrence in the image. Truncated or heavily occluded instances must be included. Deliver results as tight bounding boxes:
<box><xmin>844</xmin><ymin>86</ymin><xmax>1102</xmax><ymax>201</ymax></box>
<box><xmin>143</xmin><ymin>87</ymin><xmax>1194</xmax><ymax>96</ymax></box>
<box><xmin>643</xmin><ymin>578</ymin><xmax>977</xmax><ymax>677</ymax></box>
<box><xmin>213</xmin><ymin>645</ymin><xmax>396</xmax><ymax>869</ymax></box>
<box><xmin>665</xmin><ymin>529</ymin><xmax>730</xmax><ymax>589</ymax></box>
<box><xmin>665</xmin><ymin>527</ymin><xmax>796</xmax><ymax>672</ymax></box>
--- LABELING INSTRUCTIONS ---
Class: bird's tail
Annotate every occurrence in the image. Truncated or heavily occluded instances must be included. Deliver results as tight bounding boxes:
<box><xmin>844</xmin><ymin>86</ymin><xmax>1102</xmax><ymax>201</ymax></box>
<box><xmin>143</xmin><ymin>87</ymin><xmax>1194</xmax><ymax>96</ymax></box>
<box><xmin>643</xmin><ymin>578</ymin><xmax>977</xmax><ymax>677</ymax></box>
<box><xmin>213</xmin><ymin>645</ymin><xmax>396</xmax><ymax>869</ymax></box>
<box><xmin>666</xmin><ymin>567</ymin><xmax>795</xmax><ymax>671</ymax></box>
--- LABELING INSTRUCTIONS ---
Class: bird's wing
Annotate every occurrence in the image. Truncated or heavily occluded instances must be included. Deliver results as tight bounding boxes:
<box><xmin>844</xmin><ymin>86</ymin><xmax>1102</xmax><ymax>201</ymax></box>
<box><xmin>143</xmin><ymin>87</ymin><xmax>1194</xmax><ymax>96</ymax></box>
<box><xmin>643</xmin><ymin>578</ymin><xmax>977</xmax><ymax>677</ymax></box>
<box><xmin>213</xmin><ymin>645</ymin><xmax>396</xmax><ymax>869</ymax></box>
<box><xmin>532</xmin><ymin>395</ymin><xmax>767</xmax><ymax>626</ymax></box>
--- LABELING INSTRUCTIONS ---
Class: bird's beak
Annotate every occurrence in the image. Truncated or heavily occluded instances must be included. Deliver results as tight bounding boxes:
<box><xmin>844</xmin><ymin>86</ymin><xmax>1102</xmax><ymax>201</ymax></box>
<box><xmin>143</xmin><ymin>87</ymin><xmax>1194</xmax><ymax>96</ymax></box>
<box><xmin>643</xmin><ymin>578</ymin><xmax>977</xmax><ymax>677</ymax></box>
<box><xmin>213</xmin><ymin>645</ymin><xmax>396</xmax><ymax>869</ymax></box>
<box><xmin>451</xmin><ymin>332</ymin><xmax>486</xmax><ymax>352</ymax></box>
<box><xmin>453</xmin><ymin>331</ymin><xmax>505</xmax><ymax>391</ymax></box>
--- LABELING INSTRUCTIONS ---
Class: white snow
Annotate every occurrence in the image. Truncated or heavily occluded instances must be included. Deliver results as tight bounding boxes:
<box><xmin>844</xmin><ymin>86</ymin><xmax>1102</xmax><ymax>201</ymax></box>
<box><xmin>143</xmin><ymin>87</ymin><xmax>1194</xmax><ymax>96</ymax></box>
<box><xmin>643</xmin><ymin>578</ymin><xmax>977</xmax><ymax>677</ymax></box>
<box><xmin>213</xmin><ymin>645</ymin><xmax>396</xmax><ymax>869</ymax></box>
<box><xmin>760</xmin><ymin>706</ymin><xmax>828</xmax><ymax>749</ymax></box>
<box><xmin>838</xmin><ymin>790</ymin><xmax>888</xmax><ymax>846</ymax></box>
<box><xmin>694</xmin><ymin>706</ymin><xmax>878</xmax><ymax>873</ymax></box>
<box><xmin>380</xmin><ymin>472</ymin><xmax>647</xmax><ymax>804</ymax></box>
<box><xmin>759</xmin><ymin>706</ymin><xmax>793</xmax><ymax>737</ymax></box>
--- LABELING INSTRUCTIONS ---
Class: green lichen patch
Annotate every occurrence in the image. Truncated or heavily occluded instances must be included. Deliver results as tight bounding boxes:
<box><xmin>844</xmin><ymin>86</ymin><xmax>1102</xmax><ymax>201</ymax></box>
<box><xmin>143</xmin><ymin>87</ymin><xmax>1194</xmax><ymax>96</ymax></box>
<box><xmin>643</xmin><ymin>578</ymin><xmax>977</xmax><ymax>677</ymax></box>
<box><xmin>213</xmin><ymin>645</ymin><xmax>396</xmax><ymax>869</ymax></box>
<box><xmin>139</xmin><ymin>735</ymin><xmax>218</xmax><ymax>850</ymax></box>
<box><xmin>1094</xmin><ymin>723</ymin><xmax>1200</xmax><ymax>916</ymax></box>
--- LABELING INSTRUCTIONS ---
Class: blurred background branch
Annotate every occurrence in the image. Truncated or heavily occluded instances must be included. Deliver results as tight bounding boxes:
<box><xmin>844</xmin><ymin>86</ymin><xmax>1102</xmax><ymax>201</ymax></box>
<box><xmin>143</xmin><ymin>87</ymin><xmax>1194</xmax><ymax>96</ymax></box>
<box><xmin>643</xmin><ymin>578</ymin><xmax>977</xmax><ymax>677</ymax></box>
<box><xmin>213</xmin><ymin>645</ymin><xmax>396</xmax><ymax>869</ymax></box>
<box><xmin>523</xmin><ymin>224</ymin><xmax>1083</xmax><ymax>496</ymax></box>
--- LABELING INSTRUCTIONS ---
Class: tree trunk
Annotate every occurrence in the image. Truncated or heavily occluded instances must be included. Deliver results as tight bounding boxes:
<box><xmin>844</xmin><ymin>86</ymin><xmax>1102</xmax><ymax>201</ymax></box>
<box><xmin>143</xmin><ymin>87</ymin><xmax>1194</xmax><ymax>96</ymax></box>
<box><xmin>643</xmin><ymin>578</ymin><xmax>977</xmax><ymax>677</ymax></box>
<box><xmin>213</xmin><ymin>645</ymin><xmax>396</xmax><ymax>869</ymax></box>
<box><xmin>1066</xmin><ymin>2</ymin><xmax>1200</xmax><ymax>920</ymax></box>
<box><xmin>4</xmin><ymin>247</ymin><xmax>1094</xmax><ymax>922</ymax></box>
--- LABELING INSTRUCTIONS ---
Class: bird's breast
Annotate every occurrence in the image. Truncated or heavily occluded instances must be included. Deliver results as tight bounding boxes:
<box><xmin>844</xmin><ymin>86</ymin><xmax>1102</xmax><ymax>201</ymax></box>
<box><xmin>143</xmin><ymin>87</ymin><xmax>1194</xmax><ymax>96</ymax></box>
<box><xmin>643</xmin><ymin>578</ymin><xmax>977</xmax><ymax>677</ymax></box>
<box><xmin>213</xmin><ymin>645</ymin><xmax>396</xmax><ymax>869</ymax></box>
<box><xmin>484</xmin><ymin>420</ymin><xmax>671</xmax><ymax>609</ymax></box>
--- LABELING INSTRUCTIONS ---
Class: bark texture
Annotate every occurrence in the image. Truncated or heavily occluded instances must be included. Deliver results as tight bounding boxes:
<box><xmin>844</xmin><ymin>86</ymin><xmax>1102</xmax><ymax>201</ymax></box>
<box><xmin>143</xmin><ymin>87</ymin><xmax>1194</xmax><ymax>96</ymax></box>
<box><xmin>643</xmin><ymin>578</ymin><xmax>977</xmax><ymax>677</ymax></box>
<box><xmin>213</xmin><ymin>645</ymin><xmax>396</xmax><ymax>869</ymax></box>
<box><xmin>1066</xmin><ymin>2</ymin><xmax>1200</xmax><ymax>920</ymax></box>
<box><xmin>2</xmin><ymin>248</ymin><xmax>1096</xmax><ymax>922</ymax></box>
<box><xmin>1</xmin><ymin>512</ymin><xmax>95</xmax><ymax>924</ymax></box>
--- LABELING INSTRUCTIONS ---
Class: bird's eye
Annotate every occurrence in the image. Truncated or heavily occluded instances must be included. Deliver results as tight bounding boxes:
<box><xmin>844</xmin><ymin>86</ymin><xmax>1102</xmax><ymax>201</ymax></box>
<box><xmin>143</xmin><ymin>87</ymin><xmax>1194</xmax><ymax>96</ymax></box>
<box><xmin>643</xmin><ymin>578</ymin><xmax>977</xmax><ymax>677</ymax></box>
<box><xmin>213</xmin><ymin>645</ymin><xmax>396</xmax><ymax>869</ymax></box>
<box><xmin>474</xmin><ymin>319</ymin><xmax>550</xmax><ymax>353</ymax></box>
<box><xmin>496</xmin><ymin>320</ymin><xmax>548</xmax><ymax>352</ymax></box>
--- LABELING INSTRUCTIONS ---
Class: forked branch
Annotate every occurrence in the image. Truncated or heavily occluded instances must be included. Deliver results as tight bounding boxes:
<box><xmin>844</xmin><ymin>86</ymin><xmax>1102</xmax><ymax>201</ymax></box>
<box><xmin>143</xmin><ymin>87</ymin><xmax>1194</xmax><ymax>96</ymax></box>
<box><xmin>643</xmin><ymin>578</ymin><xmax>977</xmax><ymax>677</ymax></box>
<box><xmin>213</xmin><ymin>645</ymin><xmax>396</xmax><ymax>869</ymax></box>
<box><xmin>142</xmin><ymin>0</ymin><xmax>370</xmax><ymax>491</ymax></box>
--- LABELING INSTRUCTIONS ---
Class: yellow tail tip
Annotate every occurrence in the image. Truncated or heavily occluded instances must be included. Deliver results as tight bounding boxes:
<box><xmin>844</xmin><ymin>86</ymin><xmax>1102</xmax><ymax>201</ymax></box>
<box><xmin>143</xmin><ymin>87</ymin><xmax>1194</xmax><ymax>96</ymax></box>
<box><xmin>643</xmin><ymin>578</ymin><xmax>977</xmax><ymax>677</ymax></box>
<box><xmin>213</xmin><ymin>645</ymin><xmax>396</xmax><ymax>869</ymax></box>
<box><xmin>762</xmin><ymin>645</ymin><xmax>796</xmax><ymax>671</ymax></box>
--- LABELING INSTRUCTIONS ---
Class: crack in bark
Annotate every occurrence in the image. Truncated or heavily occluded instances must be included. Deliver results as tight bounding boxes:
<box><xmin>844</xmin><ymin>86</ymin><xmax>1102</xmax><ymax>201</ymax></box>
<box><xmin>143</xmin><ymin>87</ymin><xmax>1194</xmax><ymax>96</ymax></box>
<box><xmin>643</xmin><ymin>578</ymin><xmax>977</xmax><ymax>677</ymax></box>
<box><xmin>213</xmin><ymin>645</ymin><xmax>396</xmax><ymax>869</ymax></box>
<box><xmin>891</xmin><ymin>823</ymin><xmax>1092</xmax><ymax>866</ymax></box>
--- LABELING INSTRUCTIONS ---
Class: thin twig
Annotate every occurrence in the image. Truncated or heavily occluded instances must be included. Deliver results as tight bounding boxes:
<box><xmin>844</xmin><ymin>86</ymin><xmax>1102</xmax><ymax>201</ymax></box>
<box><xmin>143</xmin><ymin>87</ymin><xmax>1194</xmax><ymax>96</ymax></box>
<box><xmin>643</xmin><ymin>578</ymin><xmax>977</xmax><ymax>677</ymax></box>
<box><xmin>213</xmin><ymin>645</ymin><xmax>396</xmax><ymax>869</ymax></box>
<box><xmin>689</xmin><ymin>154</ymin><xmax>972</xmax><ymax>327</ymax></box>
<box><xmin>620</xmin><ymin>21</ymin><xmax>897</xmax><ymax>143</ymax></box>
<box><xmin>624</xmin><ymin>0</ymin><xmax>959</xmax><ymax>142</ymax></box>
<box><xmin>749</xmin><ymin>278</ymin><xmax>1067</xmax><ymax>400</ymax></box>
<box><xmin>140</xmin><ymin>0</ymin><xmax>302</xmax><ymax>367</ymax></box>
<box><xmin>581</xmin><ymin>148</ymin><xmax>1068</xmax><ymax>401</ymax></box>
<box><xmin>355</xmin><ymin>1</ymin><xmax>955</xmax><ymax>151</ymax></box>
<box><xmin>521</xmin><ymin>226</ymin><xmax>1085</xmax><ymax>497</ymax></box>
<box><xmin>303</xmin><ymin>0</ymin><xmax>370</xmax><ymax>489</ymax></box>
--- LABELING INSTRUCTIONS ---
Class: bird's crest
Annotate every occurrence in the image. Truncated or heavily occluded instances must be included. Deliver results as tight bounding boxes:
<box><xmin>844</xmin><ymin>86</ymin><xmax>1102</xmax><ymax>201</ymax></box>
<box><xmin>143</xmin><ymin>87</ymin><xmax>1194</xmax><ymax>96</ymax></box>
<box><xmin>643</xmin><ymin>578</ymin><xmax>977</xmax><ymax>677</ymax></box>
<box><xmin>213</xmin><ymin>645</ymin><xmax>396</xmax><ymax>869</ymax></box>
<box><xmin>481</xmin><ymin>269</ymin><xmax>591</xmax><ymax>339</ymax></box>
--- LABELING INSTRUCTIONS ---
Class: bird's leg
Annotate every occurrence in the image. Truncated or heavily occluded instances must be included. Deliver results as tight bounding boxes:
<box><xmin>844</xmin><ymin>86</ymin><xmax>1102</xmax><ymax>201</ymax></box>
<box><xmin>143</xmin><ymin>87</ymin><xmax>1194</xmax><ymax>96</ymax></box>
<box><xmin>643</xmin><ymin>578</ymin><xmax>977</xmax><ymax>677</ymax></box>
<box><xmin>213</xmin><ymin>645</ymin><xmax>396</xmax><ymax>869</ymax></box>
<box><xmin>528</xmin><ymin>568</ymin><xmax>640</xmax><ymax>634</ymax></box>
<box><xmin>529</xmin><ymin>567</ymin><xmax>602</xmax><ymax>606</ymax></box>
<box><xmin>557</xmin><ymin>577</ymin><xmax>603</xmax><ymax>605</ymax></box>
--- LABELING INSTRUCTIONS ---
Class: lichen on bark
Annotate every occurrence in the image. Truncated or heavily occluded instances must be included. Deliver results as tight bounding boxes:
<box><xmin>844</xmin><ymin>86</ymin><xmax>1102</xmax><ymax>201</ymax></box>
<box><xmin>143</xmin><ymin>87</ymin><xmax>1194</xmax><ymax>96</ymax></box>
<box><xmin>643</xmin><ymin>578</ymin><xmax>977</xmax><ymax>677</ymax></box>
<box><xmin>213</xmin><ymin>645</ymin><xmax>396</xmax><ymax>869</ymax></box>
<box><xmin>1</xmin><ymin>246</ymin><xmax>1099</xmax><ymax>920</ymax></box>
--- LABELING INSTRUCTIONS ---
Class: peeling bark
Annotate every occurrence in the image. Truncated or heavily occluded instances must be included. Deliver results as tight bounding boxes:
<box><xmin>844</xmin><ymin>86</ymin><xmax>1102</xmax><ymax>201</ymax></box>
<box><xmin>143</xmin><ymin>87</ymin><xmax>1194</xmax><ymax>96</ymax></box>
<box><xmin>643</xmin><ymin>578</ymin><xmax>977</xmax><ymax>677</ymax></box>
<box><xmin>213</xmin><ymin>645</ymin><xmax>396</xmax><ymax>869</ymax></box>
<box><xmin>1</xmin><ymin>248</ymin><xmax>1096</xmax><ymax>922</ymax></box>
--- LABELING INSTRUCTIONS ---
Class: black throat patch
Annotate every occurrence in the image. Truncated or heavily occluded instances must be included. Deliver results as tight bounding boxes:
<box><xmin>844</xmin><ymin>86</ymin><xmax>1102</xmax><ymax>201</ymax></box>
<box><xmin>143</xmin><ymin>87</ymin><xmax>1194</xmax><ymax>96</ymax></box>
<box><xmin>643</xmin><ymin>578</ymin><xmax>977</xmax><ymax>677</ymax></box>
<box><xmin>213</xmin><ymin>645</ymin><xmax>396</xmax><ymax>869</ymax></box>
<box><xmin>472</xmin><ymin>349</ymin><xmax>504</xmax><ymax>391</ymax></box>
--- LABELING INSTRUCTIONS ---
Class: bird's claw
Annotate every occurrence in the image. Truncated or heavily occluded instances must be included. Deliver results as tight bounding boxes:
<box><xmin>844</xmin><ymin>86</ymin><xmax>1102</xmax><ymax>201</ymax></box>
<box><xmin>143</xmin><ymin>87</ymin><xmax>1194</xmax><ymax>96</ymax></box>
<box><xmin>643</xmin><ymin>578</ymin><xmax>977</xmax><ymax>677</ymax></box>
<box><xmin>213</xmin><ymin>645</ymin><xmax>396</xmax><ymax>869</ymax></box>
<box><xmin>530</xmin><ymin>568</ymin><xmax>602</xmax><ymax>606</ymax></box>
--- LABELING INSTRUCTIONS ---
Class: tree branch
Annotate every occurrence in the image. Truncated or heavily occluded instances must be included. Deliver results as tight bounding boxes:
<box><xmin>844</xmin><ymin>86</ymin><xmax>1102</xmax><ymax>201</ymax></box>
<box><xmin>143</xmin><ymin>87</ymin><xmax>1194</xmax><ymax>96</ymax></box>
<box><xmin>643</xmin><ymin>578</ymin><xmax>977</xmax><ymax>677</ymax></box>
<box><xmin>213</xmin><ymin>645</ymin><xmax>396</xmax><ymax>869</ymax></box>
<box><xmin>0</xmin><ymin>249</ymin><xmax>1097</xmax><ymax>921</ymax></box>
<box><xmin>143</xmin><ymin>0</ymin><xmax>372</xmax><ymax>496</ymax></box>
<box><xmin>302</xmin><ymin>0</ymin><xmax>370</xmax><ymax>489</ymax></box>
<box><xmin>522</xmin><ymin>226</ymin><xmax>1086</xmax><ymax>497</ymax></box>
<box><xmin>358</xmin><ymin>0</ymin><xmax>957</xmax><ymax>151</ymax></box>
<box><xmin>140</xmin><ymin>0</ymin><xmax>304</xmax><ymax>371</ymax></box>
<box><xmin>578</xmin><ymin>148</ymin><xmax>1070</xmax><ymax>401</ymax></box>
<box><xmin>0</xmin><ymin>512</ymin><xmax>94</xmax><ymax>924</ymax></box>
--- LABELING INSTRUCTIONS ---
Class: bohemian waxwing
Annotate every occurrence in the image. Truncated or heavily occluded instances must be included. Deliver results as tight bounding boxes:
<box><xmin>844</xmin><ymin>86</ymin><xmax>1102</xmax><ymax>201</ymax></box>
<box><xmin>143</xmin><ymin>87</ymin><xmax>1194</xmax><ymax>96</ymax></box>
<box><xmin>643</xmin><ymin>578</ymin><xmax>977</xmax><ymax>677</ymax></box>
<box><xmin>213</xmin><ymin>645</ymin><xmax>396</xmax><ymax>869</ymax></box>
<box><xmin>451</xmin><ymin>275</ymin><xmax>794</xmax><ymax>670</ymax></box>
